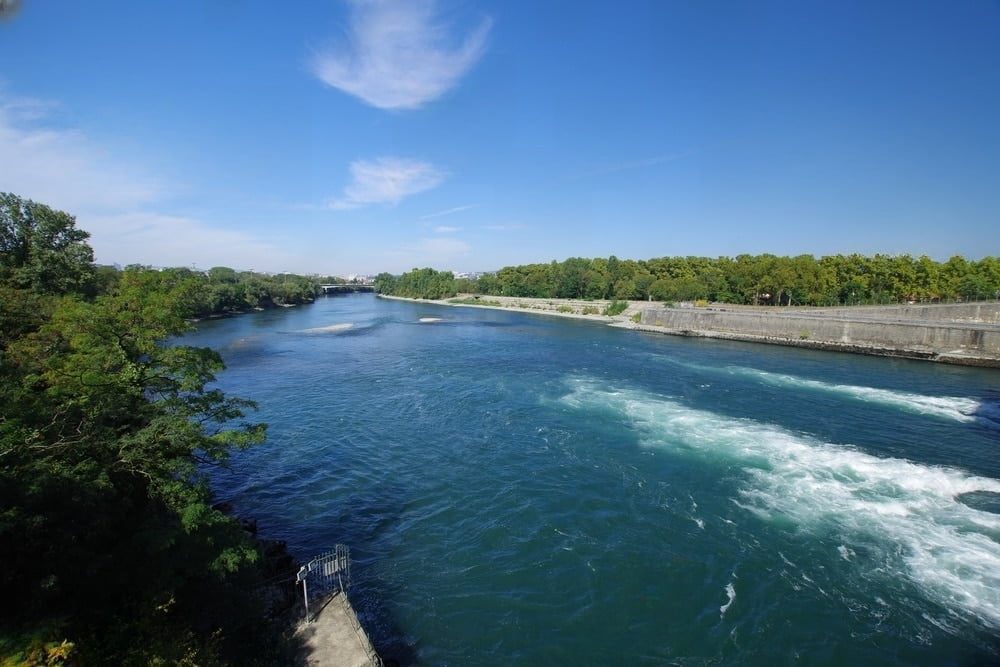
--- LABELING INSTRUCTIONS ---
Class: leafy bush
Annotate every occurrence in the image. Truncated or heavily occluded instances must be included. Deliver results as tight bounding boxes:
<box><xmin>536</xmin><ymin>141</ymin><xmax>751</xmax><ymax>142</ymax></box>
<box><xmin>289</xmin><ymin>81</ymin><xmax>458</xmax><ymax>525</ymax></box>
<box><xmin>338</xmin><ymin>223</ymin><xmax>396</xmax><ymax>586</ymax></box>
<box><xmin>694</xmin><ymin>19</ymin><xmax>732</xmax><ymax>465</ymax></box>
<box><xmin>375</xmin><ymin>267</ymin><xmax>456</xmax><ymax>299</ymax></box>
<box><xmin>603</xmin><ymin>300</ymin><xmax>628</xmax><ymax>316</ymax></box>
<box><xmin>449</xmin><ymin>297</ymin><xmax>503</xmax><ymax>306</ymax></box>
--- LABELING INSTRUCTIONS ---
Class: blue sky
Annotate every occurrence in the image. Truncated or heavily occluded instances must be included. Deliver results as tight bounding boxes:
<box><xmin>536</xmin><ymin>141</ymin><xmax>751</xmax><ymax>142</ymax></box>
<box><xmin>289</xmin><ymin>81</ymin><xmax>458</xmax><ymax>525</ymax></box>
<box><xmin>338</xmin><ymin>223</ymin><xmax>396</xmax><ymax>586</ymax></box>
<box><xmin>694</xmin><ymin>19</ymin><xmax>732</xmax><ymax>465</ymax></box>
<box><xmin>1</xmin><ymin>1</ymin><xmax>998</xmax><ymax>274</ymax></box>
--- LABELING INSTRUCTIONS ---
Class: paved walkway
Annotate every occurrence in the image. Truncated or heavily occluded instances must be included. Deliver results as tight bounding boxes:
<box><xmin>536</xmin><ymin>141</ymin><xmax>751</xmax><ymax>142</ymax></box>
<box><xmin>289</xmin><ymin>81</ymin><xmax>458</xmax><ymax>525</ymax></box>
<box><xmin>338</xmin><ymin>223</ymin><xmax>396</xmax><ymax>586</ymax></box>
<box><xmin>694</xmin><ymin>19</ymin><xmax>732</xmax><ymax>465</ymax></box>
<box><xmin>296</xmin><ymin>593</ymin><xmax>380</xmax><ymax>667</ymax></box>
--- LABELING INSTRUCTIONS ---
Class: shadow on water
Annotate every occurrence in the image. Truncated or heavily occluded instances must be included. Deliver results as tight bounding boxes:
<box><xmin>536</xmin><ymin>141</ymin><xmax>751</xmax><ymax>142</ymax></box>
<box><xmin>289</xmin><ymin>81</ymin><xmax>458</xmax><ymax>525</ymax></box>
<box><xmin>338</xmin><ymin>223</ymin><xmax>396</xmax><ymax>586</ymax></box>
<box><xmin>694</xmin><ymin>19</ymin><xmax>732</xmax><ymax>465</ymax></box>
<box><xmin>261</xmin><ymin>477</ymin><xmax>420</xmax><ymax>665</ymax></box>
<box><xmin>972</xmin><ymin>393</ymin><xmax>1000</xmax><ymax>429</ymax></box>
<box><xmin>215</xmin><ymin>336</ymin><xmax>297</xmax><ymax>364</ymax></box>
<box><xmin>337</xmin><ymin>497</ymin><xmax>420</xmax><ymax>666</ymax></box>
<box><xmin>956</xmin><ymin>490</ymin><xmax>1000</xmax><ymax>515</ymax></box>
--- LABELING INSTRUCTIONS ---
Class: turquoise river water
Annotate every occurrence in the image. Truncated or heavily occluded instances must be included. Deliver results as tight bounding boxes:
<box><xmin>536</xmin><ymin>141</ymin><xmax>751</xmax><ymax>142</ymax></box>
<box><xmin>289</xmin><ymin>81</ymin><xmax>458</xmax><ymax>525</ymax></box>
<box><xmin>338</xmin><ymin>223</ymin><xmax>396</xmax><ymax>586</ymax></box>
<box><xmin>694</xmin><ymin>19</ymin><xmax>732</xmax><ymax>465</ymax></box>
<box><xmin>184</xmin><ymin>294</ymin><xmax>1000</xmax><ymax>666</ymax></box>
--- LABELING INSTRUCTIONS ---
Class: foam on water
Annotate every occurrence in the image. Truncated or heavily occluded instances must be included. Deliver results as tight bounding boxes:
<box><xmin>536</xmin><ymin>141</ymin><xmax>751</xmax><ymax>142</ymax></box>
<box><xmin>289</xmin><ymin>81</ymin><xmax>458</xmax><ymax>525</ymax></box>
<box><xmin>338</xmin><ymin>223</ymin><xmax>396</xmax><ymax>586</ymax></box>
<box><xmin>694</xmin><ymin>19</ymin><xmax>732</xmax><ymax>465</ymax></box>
<box><xmin>561</xmin><ymin>378</ymin><xmax>1000</xmax><ymax>629</ymax></box>
<box><xmin>720</xmin><ymin>582</ymin><xmax>736</xmax><ymax>618</ymax></box>
<box><xmin>731</xmin><ymin>367</ymin><xmax>983</xmax><ymax>423</ymax></box>
<box><xmin>301</xmin><ymin>322</ymin><xmax>354</xmax><ymax>333</ymax></box>
<box><xmin>658</xmin><ymin>355</ymin><xmax>990</xmax><ymax>424</ymax></box>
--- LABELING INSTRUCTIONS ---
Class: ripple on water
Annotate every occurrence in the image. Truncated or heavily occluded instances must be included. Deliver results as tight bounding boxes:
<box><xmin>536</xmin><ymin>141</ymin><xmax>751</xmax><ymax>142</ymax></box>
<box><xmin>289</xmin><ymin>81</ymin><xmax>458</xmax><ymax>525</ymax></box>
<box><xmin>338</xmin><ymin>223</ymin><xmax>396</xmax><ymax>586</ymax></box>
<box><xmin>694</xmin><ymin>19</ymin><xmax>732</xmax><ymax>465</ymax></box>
<box><xmin>195</xmin><ymin>295</ymin><xmax>1000</xmax><ymax>665</ymax></box>
<box><xmin>561</xmin><ymin>376</ymin><xmax>1000</xmax><ymax>631</ymax></box>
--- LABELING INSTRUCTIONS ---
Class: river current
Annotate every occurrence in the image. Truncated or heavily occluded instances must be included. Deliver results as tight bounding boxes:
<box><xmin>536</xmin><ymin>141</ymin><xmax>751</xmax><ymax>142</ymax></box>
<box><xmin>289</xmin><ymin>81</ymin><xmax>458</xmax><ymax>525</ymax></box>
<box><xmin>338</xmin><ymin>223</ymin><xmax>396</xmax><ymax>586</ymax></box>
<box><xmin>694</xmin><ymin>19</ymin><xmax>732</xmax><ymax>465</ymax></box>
<box><xmin>185</xmin><ymin>293</ymin><xmax>1000</xmax><ymax>665</ymax></box>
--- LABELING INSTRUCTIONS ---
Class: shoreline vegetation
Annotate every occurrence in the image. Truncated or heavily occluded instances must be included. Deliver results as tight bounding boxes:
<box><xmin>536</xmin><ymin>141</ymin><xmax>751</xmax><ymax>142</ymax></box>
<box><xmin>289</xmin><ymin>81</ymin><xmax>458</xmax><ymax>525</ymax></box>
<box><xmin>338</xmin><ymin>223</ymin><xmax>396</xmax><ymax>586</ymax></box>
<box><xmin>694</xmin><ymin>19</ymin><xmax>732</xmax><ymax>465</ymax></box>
<box><xmin>1</xmin><ymin>194</ymin><xmax>307</xmax><ymax>664</ymax></box>
<box><xmin>375</xmin><ymin>255</ymin><xmax>1000</xmax><ymax>307</ymax></box>
<box><xmin>116</xmin><ymin>266</ymin><xmax>334</xmax><ymax>320</ymax></box>
<box><xmin>379</xmin><ymin>292</ymin><xmax>641</xmax><ymax>323</ymax></box>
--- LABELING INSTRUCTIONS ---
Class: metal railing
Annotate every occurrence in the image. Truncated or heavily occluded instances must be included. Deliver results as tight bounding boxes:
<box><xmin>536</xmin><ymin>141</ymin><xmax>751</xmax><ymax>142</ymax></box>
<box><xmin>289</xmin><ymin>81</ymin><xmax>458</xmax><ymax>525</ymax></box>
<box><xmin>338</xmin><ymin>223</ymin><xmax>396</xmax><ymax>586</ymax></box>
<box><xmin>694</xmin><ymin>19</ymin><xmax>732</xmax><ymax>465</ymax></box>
<box><xmin>297</xmin><ymin>544</ymin><xmax>351</xmax><ymax>620</ymax></box>
<box><xmin>247</xmin><ymin>546</ymin><xmax>382</xmax><ymax>665</ymax></box>
<box><xmin>296</xmin><ymin>545</ymin><xmax>383</xmax><ymax>666</ymax></box>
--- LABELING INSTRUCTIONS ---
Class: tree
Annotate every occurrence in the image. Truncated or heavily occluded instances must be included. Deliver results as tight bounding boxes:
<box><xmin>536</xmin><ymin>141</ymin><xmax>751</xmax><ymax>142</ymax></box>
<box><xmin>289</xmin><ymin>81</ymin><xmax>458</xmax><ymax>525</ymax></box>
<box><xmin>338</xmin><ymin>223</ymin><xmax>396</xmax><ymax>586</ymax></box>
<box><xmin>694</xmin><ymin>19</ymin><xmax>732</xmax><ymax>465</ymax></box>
<box><xmin>0</xmin><ymin>193</ymin><xmax>94</xmax><ymax>295</ymax></box>
<box><xmin>0</xmin><ymin>198</ymin><xmax>287</xmax><ymax>663</ymax></box>
<box><xmin>377</xmin><ymin>267</ymin><xmax>456</xmax><ymax>299</ymax></box>
<box><xmin>386</xmin><ymin>252</ymin><xmax>997</xmax><ymax>307</ymax></box>
<box><xmin>373</xmin><ymin>271</ymin><xmax>397</xmax><ymax>294</ymax></box>
<box><xmin>208</xmin><ymin>266</ymin><xmax>239</xmax><ymax>283</ymax></box>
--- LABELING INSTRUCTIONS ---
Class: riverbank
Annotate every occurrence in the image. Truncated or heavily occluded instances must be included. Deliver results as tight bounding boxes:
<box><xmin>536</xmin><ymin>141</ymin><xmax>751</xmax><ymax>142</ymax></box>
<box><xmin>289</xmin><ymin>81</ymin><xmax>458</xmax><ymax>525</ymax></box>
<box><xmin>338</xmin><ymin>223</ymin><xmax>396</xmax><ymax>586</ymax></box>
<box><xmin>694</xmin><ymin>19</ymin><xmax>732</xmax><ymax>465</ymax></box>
<box><xmin>377</xmin><ymin>293</ymin><xmax>640</xmax><ymax>323</ymax></box>
<box><xmin>378</xmin><ymin>294</ymin><xmax>1000</xmax><ymax>368</ymax></box>
<box><xmin>188</xmin><ymin>299</ymin><xmax>314</xmax><ymax>323</ymax></box>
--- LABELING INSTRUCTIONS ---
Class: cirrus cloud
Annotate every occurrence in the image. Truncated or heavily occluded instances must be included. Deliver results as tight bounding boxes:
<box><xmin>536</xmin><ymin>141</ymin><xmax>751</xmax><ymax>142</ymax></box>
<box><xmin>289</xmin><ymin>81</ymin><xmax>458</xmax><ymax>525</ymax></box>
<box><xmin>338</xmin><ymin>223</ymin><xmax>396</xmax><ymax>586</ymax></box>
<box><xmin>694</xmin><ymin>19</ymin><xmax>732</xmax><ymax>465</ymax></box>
<box><xmin>0</xmin><ymin>96</ymin><xmax>162</xmax><ymax>212</ymax></box>
<box><xmin>313</xmin><ymin>0</ymin><xmax>492</xmax><ymax>110</ymax></box>
<box><xmin>0</xmin><ymin>92</ymin><xmax>288</xmax><ymax>269</ymax></box>
<box><xmin>419</xmin><ymin>204</ymin><xmax>476</xmax><ymax>219</ymax></box>
<box><xmin>329</xmin><ymin>156</ymin><xmax>445</xmax><ymax>209</ymax></box>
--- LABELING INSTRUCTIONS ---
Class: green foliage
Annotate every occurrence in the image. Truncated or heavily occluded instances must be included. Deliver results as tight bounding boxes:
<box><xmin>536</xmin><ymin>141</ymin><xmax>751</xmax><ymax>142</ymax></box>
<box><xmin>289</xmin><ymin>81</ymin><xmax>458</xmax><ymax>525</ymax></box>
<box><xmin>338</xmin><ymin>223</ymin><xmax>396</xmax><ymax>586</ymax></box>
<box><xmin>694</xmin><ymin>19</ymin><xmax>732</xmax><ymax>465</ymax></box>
<box><xmin>375</xmin><ymin>267</ymin><xmax>456</xmax><ymax>299</ymax></box>
<box><xmin>373</xmin><ymin>271</ymin><xmax>397</xmax><ymax>295</ymax></box>
<box><xmin>190</xmin><ymin>270</ymin><xmax>318</xmax><ymax>316</ymax></box>
<box><xmin>556</xmin><ymin>305</ymin><xmax>575</xmax><ymax>313</ymax></box>
<box><xmin>377</xmin><ymin>254</ymin><xmax>1000</xmax><ymax>307</ymax></box>
<box><xmin>448</xmin><ymin>297</ymin><xmax>503</xmax><ymax>306</ymax></box>
<box><xmin>603</xmin><ymin>300</ymin><xmax>628</xmax><ymax>316</ymax></box>
<box><xmin>631</xmin><ymin>312</ymin><xmax>642</xmax><ymax>324</ymax></box>
<box><xmin>0</xmin><ymin>632</ymin><xmax>76</xmax><ymax>667</ymax></box>
<box><xmin>464</xmin><ymin>253</ymin><xmax>1000</xmax><ymax>306</ymax></box>
<box><xmin>581</xmin><ymin>306</ymin><xmax>600</xmax><ymax>315</ymax></box>
<box><xmin>0</xmin><ymin>198</ymin><xmax>290</xmax><ymax>664</ymax></box>
<box><xmin>0</xmin><ymin>193</ymin><xmax>94</xmax><ymax>296</ymax></box>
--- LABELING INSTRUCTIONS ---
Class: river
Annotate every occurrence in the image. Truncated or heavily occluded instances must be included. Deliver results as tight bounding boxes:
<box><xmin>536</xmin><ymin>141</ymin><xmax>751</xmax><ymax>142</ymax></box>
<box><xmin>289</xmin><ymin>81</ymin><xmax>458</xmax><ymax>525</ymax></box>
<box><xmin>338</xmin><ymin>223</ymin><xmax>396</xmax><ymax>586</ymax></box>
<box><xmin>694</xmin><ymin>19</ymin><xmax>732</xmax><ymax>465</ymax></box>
<box><xmin>184</xmin><ymin>293</ymin><xmax>1000</xmax><ymax>665</ymax></box>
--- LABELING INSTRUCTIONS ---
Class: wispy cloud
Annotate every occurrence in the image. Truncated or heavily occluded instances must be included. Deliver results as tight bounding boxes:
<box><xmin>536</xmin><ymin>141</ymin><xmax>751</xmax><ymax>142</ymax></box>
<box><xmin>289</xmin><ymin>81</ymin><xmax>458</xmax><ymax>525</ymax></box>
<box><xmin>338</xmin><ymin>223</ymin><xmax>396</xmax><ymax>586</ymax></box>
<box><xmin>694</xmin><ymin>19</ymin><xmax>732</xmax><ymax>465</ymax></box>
<box><xmin>0</xmin><ymin>92</ymin><xmax>286</xmax><ymax>269</ymax></box>
<box><xmin>312</xmin><ymin>0</ymin><xmax>492</xmax><ymax>110</ymax></box>
<box><xmin>0</xmin><ymin>95</ymin><xmax>162</xmax><ymax>211</ymax></box>
<box><xmin>85</xmin><ymin>212</ymin><xmax>293</xmax><ymax>269</ymax></box>
<box><xmin>1</xmin><ymin>95</ymin><xmax>60</xmax><ymax>122</ymax></box>
<box><xmin>385</xmin><ymin>236</ymin><xmax>471</xmax><ymax>267</ymax></box>
<box><xmin>329</xmin><ymin>157</ymin><xmax>445</xmax><ymax>209</ymax></box>
<box><xmin>420</xmin><ymin>204</ymin><xmax>476</xmax><ymax>219</ymax></box>
<box><xmin>433</xmin><ymin>225</ymin><xmax>461</xmax><ymax>233</ymax></box>
<box><xmin>417</xmin><ymin>236</ymin><xmax>469</xmax><ymax>255</ymax></box>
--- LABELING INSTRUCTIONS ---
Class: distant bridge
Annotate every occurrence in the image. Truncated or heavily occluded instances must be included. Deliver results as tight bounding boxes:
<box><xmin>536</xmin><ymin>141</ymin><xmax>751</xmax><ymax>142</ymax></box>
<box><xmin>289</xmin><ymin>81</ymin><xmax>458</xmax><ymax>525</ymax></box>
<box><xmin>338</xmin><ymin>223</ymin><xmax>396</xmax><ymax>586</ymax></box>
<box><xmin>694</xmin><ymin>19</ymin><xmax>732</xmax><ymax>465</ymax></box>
<box><xmin>319</xmin><ymin>284</ymin><xmax>375</xmax><ymax>294</ymax></box>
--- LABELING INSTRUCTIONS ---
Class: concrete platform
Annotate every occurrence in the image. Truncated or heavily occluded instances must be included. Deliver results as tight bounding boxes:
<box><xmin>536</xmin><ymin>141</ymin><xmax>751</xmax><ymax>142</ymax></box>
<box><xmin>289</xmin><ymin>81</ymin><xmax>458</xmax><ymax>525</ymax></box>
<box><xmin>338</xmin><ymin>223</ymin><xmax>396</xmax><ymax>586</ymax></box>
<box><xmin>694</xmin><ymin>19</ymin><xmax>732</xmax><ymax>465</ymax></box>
<box><xmin>296</xmin><ymin>592</ymin><xmax>381</xmax><ymax>667</ymax></box>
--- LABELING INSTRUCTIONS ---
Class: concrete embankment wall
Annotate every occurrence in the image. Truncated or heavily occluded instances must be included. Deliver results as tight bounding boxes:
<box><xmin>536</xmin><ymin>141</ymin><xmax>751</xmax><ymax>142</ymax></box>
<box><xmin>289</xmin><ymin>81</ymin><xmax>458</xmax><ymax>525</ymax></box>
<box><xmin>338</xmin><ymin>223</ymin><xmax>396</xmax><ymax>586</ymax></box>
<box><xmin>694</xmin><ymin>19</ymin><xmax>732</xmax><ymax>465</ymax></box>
<box><xmin>639</xmin><ymin>308</ymin><xmax>1000</xmax><ymax>367</ymax></box>
<box><xmin>793</xmin><ymin>302</ymin><xmax>1000</xmax><ymax>324</ymax></box>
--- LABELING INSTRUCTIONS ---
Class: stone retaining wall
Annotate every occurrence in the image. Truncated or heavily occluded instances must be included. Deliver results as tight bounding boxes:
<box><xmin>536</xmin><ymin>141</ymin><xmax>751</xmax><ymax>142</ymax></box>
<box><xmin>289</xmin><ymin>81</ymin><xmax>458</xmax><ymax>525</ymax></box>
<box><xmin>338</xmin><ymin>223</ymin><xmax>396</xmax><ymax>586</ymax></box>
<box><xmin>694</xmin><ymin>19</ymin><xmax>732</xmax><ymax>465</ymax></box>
<box><xmin>792</xmin><ymin>302</ymin><xmax>1000</xmax><ymax>324</ymax></box>
<box><xmin>639</xmin><ymin>307</ymin><xmax>1000</xmax><ymax>367</ymax></box>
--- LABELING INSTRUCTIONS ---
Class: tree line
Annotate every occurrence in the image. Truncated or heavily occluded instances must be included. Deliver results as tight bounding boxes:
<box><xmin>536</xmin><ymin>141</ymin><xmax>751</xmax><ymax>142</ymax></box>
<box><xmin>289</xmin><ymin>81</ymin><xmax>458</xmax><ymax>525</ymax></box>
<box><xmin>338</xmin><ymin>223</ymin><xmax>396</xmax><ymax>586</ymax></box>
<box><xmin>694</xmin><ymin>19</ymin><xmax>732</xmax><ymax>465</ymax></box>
<box><xmin>1</xmin><ymin>193</ymin><xmax>299</xmax><ymax>663</ymax></box>
<box><xmin>89</xmin><ymin>264</ymin><xmax>337</xmax><ymax>319</ymax></box>
<box><xmin>374</xmin><ymin>268</ymin><xmax>457</xmax><ymax>300</ymax></box>
<box><xmin>169</xmin><ymin>266</ymin><xmax>319</xmax><ymax>316</ymax></box>
<box><xmin>377</xmin><ymin>254</ymin><xmax>1000</xmax><ymax>305</ymax></box>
